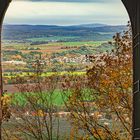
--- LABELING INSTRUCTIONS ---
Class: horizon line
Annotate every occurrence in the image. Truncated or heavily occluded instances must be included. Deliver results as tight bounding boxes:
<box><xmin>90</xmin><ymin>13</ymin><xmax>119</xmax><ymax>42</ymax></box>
<box><xmin>3</xmin><ymin>23</ymin><xmax>126</xmax><ymax>26</ymax></box>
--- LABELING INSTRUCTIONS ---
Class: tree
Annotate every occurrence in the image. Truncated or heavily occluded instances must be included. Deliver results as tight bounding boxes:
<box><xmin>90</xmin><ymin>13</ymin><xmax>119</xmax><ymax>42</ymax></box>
<box><xmin>2</xmin><ymin>61</ymin><xmax>66</xmax><ymax>140</ymax></box>
<box><xmin>62</xmin><ymin>22</ymin><xmax>132</xmax><ymax>139</ymax></box>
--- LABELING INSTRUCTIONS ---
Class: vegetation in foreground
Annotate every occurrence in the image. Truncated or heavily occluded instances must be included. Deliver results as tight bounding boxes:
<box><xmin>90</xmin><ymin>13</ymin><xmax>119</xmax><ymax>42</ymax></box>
<box><xmin>1</xmin><ymin>22</ymin><xmax>132</xmax><ymax>140</ymax></box>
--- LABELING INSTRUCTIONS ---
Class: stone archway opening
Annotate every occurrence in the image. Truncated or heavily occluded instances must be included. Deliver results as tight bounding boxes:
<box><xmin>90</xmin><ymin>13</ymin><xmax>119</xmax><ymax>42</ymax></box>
<box><xmin>0</xmin><ymin>2</ymin><xmax>139</xmax><ymax>138</ymax></box>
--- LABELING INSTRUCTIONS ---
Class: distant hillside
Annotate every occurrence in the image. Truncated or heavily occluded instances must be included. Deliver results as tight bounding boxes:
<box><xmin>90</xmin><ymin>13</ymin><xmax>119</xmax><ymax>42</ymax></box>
<box><xmin>72</xmin><ymin>23</ymin><xmax>107</xmax><ymax>28</ymax></box>
<box><xmin>2</xmin><ymin>24</ymin><xmax>126</xmax><ymax>41</ymax></box>
<box><xmin>92</xmin><ymin>25</ymin><xmax>126</xmax><ymax>32</ymax></box>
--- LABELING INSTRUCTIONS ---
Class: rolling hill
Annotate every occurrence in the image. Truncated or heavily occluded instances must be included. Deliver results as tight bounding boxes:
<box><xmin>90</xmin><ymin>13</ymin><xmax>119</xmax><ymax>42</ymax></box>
<box><xmin>2</xmin><ymin>24</ymin><xmax>126</xmax><ymax>41</ymax></box>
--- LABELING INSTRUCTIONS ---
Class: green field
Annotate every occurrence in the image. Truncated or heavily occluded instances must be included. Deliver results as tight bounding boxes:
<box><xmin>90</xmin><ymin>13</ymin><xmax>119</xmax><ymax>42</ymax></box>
<box><xmin>3</xmin><ymin>40</ymin><xmax>106</xmax><ymax>49</ymax></box>
<box><xmin>61</xmin><ymin>41</ymin><xmax>105</xmax><ymax>47</ymax></box>
<box><xmin>10</xmin><ymin>88</ymin><xmax>94</xmax><ymax>107</ymax></box>
<box><xmin>11</xmin><ymin>90</ymin><xmax>68</xmax><ymax>107</ymax></box>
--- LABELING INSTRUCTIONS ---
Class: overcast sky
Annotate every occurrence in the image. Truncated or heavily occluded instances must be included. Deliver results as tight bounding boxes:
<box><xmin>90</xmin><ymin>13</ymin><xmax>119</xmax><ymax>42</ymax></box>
<box><xmin>4</xmin><ymin>0</ymin><xmax>129</xmax><ymax>25</ymax></box>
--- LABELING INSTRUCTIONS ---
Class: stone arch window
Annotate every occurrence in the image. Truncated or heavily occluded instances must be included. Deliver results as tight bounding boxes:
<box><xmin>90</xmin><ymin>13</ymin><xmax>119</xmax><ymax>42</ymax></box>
<box><xmin>0</xmin><ymin>0</ymin><xmax>139</xmax><ymax>139</ymax></box>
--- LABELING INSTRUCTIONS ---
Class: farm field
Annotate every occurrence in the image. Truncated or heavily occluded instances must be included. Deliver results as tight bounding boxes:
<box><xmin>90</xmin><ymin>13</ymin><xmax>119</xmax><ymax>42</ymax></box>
<box><xmin>3</xmin><ymin>71</ymin><xmax>86</xmax><ymax>77</ymax></box>
<box><xmin>9</xmin><ymin>87</ymin><xmax>93</xmax><ymax>106</ymax></box>
<box><xmin>2</xmin><ymin>40</ymin><xmax>113</xmax><ymax>78</ymax></box>
<box><xmin>11</xmin><ymin>90</ymin><xmax>69</xmax><ymax>107</ymax></box>
<box><xmin>1</xmin><ymin>24</ymin><xmax>118</xmax><ymax>109</ymax></box>
<box><xmin>2</xmin><ymin>24</ymin><xmax>125</xmax><ymax>77</ymax></box>
<box><xmin>2</xmin><ymin>41</ymin><xmax>106</xmax><ymax>50</ymax></box>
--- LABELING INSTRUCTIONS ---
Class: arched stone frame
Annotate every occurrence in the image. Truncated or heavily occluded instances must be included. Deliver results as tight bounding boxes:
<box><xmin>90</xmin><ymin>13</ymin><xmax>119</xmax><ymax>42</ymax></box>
<box><xmin>121</xmin><ymin>0</ymin><xmax>140</xmax><ymax>139</ymax></box>
<box><xmin>0</xmin><ymin>0</ymin><xmax>139</xmax><ymax>139</ymax></box>
<box><xmin>0</xmin><ymin>0</ymin><xmax>11</xmax><ymax>139</ymax></box>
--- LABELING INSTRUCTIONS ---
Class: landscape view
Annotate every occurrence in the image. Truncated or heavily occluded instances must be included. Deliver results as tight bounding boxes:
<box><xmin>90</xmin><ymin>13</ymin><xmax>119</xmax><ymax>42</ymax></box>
<box><xmin>2</xmin><ymin>23</ymin><xmax>126</xmax><ymax>87</ymax></box>
<box><xmin>0</xmin><ymin>0</ymin><xmax>132</xmax><ymax>140</ymax></box>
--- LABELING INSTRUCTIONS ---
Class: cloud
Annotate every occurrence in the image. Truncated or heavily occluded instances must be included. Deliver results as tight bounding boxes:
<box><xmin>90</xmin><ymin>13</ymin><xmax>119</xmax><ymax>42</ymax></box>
<box><xmin>31</xmin><ymin>0</ymin><xmax>105</xmax><ymax>2</ymax></box>
<box><xmin>4</xmin><ymin>0</ymin><xmax>128</xmax><ymax>25</ymax></box>
<box><xmin>16</xmin><ymin>0</ymin><xmax>118</xmax><ymax>3</ymax></box>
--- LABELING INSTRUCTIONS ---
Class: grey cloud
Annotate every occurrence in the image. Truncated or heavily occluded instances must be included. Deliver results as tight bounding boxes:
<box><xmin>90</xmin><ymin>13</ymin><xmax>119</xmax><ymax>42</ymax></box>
<box><xmin>5</xmin><ymin>14</ymin><xmax>128</xmax><ymax>25</ymax></box>
<box><xmin>31</xmin><ymin>0</ymin><xmax>106</xmax><ymax>2</ymax></box>
<box><xmin>16</xmin><ymin>0</ymin><xmax>116</xmax><ymax>3</ymax></box>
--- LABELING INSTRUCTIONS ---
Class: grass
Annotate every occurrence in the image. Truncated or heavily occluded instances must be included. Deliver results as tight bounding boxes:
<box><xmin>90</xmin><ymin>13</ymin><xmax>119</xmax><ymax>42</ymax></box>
<box><xmin>11</xmin><ymin>90</ymin><xmax>70</xmax><ymax>107</ymax></box>
<box><xmin>3</xmin><ymin>41</ymin><xmax>105</xmax><ymax>50</ymax></box>
<box><xmin>9</xmin><ymin>87</ymin><xmax>94</xmax><ymax>107</ymax></box>
<box><xmin>20</xmin><ymin>41</ymin><xmax>105</xmax><ymax>51</ymax></box>
<box><xmin>62</xmin><ymin>41</ymin><xmax>105</xmax><ymax>47</ymax></box>
<box><xmin>2</xmin><ymin>42</ymin><xmax>31</xmax><ymax>50</ymax></box>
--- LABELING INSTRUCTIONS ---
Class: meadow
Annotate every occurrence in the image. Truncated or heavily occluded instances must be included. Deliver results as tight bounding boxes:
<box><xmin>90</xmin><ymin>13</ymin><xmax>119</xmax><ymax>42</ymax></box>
<box><xmin>11</xmin><ymin>90</ymin><xmax>68</xmax><ymax>107</ymax></box>
<box><xmin>3</xmin><ymin>40</ymin><xmax>106</xmax><ymax>50</ymax></box>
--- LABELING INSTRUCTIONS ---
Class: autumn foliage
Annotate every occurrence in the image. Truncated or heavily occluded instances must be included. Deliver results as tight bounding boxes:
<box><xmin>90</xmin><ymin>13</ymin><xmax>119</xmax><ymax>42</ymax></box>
<box><xmin>63</xmin><ymin>22</ymin><xmax>132</xmax><ymax>140</ymax></box>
